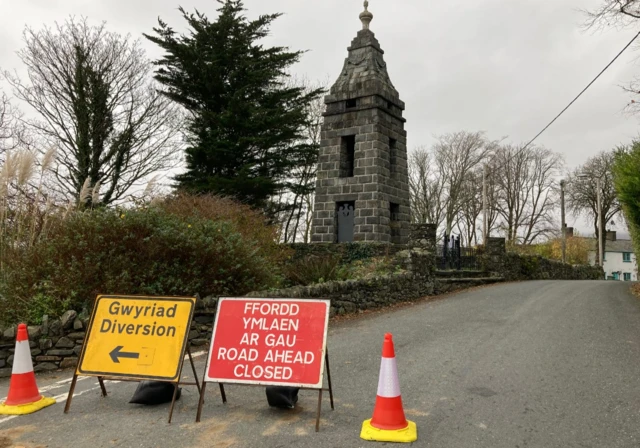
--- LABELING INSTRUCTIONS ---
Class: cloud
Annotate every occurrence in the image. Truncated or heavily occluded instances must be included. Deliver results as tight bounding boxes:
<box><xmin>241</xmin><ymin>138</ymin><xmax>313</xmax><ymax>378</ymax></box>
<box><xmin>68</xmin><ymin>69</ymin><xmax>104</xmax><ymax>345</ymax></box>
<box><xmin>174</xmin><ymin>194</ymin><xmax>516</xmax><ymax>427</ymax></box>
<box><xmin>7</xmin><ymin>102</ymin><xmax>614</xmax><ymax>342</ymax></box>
<box><xmin>1</xmin><ymin>0</ymin><xmax>637</xmax><ymax>234</ymax></box>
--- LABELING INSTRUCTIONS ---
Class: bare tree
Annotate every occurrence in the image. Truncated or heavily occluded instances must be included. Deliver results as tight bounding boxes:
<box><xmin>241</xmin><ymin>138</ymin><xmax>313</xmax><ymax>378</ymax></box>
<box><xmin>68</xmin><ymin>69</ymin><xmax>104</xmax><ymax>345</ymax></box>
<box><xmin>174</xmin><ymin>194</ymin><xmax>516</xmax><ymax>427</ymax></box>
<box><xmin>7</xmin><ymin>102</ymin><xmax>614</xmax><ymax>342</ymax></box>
<box><xmin>518</xmin><ymin>147</ymin><xmax>563</xmax><ymax>244</ymax></box>
<box><xmin>453</xmin><ymin>165</ymin><xmax>504</xmax><ymax>246</ymax></box>
<box><xmin>492</xmin><ymin>145</ymin><xmax>562</xmax><ymax>244</ymax></box>
<box><xmin>433</xmin><ymin>131</ymin><xmax>498</xmax><ymax>234</ymax></box>
<box><xmin>4</xmin><ymin>18</ymin><xmax>182</xmax><ymax>206</ymax></box>
<box><xmin>0</xmin><ymin>92</ymin><xmax>31</xmax><ymax>155</ymax></box>
<box><xmin>566</xmin><ymin>150</ymin><xmax>621</xmax><ymax>263</ymax></box>
<box><xmin>408</xmin><ymin>146</ymin><xmax>446</xmax><ymax>228</ymax></box>
<box><xmin>454</xmin><ymin>168</ymin><xmax>483</xmax><ymax>245</ymax></box>
<box><xmin>584</xmin><ymin>2</ymin><xmax>640</xmax><ymax>114</ymax></box>
<box><xmin>584</xmin><ymin>1</ymin><xmax>640</xmax><ymax>30</ymax></box>
<box><xmin>278</xmin><ymin>76</ymin><xmax>327</xmax><ymax>243</ymax></box>
<box><xmin>483</xmin><ymin>163</ymin><xmax>502</xmax><ymax>243</ymax></box>
<box><xmin>492</xmin><ymin>145</ymin><xmax>526</xmax><ymax>242</ymax></box>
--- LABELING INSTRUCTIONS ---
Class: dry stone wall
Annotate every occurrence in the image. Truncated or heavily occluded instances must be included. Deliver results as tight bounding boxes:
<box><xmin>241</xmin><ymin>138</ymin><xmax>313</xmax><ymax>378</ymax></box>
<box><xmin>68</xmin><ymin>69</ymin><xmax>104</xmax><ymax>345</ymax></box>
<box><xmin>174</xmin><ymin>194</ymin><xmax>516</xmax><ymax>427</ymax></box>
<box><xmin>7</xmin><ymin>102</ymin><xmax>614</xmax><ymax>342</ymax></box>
<box><xmin>0</xmin><ymin>306</ymin><xmax>215</xmax><ymax>379</ymax></box>
<box><xmin>481</xmin><ymin>237</ymin><xmax>604</xmax><ymax>281</ymax></box>
<box><xmin>246</xmin><ymin>274</ymin><xmax>499</xmax><ymax>316</ymax></box>
<box><xmin>288</xmin><ymin>242</ymin><xmax>404</xmax><ymax>262</ymax></box>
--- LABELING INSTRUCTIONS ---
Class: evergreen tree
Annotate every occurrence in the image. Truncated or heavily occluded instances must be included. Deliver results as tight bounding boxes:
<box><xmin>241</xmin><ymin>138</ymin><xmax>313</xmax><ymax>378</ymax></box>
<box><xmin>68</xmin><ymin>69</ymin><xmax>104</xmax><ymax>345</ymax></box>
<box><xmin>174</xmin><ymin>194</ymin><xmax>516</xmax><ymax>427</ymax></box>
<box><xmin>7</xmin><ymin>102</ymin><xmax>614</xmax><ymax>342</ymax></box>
<box><xmin>145</xmin><ymin>1</ymin><xmax>323</xmax><ymax>210</ymax></box>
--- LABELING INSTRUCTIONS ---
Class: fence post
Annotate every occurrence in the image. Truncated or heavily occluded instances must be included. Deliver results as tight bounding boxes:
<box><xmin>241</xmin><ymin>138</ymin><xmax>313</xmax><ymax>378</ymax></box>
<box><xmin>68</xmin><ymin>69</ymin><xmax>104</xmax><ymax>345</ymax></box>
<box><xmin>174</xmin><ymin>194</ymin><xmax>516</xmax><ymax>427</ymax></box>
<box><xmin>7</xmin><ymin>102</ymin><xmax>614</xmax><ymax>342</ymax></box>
<box><xmin>443</xmin><ymin>233</ymin><xmax>449</xmax><ymax>270</ymax></box>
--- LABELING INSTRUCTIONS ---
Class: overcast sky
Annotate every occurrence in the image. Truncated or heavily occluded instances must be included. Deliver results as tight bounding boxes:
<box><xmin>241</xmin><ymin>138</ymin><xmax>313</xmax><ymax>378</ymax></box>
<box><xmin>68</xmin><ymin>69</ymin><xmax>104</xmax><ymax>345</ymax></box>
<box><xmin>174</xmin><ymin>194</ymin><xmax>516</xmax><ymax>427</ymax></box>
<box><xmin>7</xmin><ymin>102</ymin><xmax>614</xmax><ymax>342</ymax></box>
<box><xmin>0</xmin><ymin>0</ymin><xmax>638</xmax><ymax>234</ymax></box>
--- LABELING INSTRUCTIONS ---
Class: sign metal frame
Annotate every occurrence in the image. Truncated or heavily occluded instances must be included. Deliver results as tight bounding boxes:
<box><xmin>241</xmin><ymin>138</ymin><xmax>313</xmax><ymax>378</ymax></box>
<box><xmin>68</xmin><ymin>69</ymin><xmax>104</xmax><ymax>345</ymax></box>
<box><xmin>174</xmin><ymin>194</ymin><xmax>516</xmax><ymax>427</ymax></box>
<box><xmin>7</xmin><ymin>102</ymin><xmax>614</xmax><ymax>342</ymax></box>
<box><xmin>196</xmin><ymin>297</ymin><xmax>334</xmax><ymax>432</ymax></box>
<box><xmin>63</xmin><ymin>294</ymin><xmax>201</xmax><ymax>423</ymax></box>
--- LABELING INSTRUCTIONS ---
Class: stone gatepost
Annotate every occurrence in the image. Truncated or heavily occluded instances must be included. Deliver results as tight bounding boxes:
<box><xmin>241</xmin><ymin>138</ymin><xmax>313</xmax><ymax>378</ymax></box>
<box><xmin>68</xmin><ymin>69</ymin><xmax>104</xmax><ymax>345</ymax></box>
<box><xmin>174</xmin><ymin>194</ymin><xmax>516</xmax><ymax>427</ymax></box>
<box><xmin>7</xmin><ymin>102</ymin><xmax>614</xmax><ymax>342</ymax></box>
<box><xmin>409</xmin><ymin>224</ymin><xmax>437</xmax><ymax>252</ymax></box>
<box><xmin>396</xmin><ymin>223</ymin><xmax>437</xmax><ymax>281</ymax></box>
<box><xmin>482</xmin><ymin>237</ymin><xmax>506</xmax><ymax>274</ymax></box>
<box><xmin>310</xmin><ymin>1</ymin><xmax>410</xmax><ymax>245</ymax></box>
<box><xmin>486</xmin><ymin>237</ymin><xmax>506</xmax><ymax>256</ymax></box>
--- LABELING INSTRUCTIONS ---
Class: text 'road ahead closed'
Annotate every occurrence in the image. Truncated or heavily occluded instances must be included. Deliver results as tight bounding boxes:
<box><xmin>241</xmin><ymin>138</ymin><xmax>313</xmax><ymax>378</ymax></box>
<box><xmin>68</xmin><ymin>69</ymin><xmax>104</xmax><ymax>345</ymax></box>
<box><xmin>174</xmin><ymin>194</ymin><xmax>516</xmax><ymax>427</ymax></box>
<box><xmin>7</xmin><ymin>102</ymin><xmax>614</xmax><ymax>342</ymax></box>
<box><xmin>205</xmin><ymin>298</ymin><xmax>330</xmax><ymax>388</ymax></box>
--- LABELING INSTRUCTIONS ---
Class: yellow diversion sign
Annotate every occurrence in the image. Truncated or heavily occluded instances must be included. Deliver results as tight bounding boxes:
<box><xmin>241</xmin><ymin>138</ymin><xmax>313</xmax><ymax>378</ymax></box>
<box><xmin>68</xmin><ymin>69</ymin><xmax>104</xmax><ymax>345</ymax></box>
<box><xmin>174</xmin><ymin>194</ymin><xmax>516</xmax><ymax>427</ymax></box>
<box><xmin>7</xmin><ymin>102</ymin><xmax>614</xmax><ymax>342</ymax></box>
<box><xmin>77</xmin><ymin>295</ymin><xmax>196</xmax><ymax>381</ymax></box>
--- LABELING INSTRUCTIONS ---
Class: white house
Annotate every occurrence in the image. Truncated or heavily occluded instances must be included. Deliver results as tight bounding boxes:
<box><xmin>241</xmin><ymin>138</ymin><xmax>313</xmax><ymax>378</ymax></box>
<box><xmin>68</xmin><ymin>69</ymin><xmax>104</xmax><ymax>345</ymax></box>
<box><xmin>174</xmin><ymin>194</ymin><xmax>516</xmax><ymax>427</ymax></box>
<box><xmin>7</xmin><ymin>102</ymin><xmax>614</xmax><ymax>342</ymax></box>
<box><xmin>587</xmin><ymin>232</ymin><xmax>637</xmax><ymax>281</ymax></box>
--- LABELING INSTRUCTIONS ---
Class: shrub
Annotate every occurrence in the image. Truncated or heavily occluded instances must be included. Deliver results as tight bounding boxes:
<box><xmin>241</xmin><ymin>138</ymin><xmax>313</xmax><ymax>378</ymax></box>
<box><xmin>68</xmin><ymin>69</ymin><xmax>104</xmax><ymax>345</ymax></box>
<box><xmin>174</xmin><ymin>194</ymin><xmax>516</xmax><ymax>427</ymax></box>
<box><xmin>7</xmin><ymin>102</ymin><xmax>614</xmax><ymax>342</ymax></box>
<box><xmin>152</xmin><ymin>192</ymin><xmax>289</xmax><ymax>264</ymax></box>
<box><xmin>342</xmin><ymin>243</ymin><xmax>379</xmax><ymax>264</ymax></box>
<box><xmin>0</xmin><ymin>208</ymin><xmax>277</xmax><ymax>323</ymax></box>
<box><xmin>282</xmin><ymin>255</ymin><xmax>345</xmax><ymax>286</ymax></box>
<box><xmin>509</xmin><ymin>237</ymin><xmax>589</xmax><ymax>265</ymax></box>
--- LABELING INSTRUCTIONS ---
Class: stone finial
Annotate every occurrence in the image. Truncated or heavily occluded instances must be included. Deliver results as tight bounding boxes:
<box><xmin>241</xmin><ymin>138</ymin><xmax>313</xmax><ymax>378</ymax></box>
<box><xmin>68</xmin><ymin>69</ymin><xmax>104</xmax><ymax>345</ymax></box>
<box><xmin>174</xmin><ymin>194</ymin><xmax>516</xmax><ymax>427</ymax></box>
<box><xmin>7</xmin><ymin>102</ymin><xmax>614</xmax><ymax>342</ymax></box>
<box><xmin>360</xmin><ymin>0</ymin><xmax>373</xmax><ymax>30</ymax></box>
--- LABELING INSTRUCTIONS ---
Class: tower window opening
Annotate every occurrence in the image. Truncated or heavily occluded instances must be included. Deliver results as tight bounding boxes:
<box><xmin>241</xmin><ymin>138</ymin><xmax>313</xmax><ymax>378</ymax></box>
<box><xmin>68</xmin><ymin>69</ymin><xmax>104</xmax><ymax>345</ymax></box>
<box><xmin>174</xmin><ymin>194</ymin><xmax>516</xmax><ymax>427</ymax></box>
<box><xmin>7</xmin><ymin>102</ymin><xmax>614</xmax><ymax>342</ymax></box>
<box><xmin>340</xmin><ymin>135</ymin><xmax>356</xmax><ymax>177</ymax></box>
<box><xmin>389</xmin><ymin>138</ymin><xmax>397</xmax><ymax>174</ymax></box>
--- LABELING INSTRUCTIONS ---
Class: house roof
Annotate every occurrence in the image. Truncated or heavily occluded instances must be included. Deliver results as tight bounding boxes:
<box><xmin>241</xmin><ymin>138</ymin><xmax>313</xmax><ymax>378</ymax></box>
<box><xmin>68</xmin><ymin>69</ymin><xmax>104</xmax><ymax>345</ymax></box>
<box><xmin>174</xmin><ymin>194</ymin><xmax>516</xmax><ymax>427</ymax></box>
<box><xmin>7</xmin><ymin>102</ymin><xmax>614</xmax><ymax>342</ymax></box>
<box><xmin>587</xmin><ymin>239</ymin><xmax>635</xmax><ymax>253</ymax></box>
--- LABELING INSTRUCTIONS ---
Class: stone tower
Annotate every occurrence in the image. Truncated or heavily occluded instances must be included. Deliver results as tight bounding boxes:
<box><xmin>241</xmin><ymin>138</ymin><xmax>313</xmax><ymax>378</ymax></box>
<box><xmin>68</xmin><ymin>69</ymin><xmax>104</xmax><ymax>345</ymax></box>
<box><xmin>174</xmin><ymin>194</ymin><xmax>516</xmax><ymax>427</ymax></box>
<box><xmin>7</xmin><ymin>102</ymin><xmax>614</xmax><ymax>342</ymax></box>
<box><xmin>310</xmin><ymin>1</ymin><xmax>410</xmax><ymax>244</ymax></box>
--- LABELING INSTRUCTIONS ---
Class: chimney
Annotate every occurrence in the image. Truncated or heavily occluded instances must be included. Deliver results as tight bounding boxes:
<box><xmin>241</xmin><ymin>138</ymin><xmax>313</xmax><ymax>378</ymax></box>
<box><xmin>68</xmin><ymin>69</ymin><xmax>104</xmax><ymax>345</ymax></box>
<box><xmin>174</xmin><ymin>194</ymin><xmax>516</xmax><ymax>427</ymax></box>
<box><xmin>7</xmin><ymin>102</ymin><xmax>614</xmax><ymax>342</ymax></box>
<box><xmin>606</xmin><ymin>230</ymin><xmax>616</xmax><ymax>242</ymax></box>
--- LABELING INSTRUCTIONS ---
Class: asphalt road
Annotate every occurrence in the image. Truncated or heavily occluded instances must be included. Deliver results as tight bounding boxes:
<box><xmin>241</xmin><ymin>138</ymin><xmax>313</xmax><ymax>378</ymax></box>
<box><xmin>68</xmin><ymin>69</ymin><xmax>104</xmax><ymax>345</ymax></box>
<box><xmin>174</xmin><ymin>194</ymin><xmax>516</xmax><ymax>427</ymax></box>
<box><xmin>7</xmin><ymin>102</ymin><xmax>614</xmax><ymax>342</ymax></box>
<box><xmin>1</xmin><ymin>280</ymin><xmax>640</xmax><ymax>448</ymax></box>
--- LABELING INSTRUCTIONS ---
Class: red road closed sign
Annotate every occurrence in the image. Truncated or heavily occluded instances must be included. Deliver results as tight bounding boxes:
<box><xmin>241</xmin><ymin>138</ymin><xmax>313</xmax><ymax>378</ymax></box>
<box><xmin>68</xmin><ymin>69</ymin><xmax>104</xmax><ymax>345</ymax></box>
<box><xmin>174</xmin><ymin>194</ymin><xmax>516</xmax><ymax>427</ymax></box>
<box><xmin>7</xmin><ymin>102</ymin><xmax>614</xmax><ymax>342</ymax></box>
<box><xmin>204</xmin><ymin>298</ymin><xmax>330</xmax><ymax>388</ymax></box>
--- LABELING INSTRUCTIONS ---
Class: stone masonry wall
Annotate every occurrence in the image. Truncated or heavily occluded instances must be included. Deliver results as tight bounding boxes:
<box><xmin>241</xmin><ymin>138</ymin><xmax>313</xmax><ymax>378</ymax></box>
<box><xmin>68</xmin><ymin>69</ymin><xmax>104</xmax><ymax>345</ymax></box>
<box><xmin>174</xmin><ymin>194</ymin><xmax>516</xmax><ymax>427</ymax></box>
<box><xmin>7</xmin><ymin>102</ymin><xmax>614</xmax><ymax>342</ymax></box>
<box><xmin>0</xmin><ymin>304</ymin><xmax>217</xmax><ymax>379</ymax></box>
<box><xmin>481</xmin><ymin>237</ymin><xmax>604</xmax><ymax>281</ymax></box>
<box><xmin>287</xmin><ymin>242</ymin><xmax>404</xmax><ymax>262</ymax></box>
<box><xmin>246</xmin><ymin>273</ymin><xmax>497</xmax><ymax>315</ymax></box>
<box><xmin>247</xmin><ymin>272</ymin><xmax>433</xmax><ymax>315</ymax></box>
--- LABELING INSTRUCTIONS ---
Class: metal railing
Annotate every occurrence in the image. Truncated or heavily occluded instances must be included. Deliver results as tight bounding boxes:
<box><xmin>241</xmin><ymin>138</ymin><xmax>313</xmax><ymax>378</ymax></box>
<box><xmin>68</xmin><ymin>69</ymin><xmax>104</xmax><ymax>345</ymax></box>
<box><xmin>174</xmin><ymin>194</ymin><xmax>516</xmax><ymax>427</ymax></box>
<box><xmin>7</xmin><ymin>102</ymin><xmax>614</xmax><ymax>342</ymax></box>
<box><xmin>436</xmin><ymin>244</ymin><xmax>480</xmax><ymax>270</ymax></box>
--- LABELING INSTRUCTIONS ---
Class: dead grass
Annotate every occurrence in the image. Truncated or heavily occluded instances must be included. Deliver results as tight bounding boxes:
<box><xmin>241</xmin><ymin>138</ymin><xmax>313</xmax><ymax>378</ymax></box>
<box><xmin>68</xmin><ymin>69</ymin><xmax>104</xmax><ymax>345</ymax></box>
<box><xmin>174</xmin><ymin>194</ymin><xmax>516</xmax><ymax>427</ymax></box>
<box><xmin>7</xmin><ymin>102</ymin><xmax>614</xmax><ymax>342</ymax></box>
<box><xmin>631</xmin><ymin>283</ymin><xmax>640</xmax><ymax>299</ymax></box>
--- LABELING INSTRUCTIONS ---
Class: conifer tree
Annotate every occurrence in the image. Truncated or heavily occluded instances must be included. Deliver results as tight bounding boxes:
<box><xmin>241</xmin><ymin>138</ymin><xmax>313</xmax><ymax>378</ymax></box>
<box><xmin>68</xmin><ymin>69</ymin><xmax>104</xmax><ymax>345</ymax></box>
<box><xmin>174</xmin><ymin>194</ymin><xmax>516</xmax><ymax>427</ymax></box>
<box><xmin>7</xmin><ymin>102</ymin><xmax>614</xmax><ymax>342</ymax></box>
<box><xmin>145</xmin><ymin>0</ymin><xmax>323</xmax><ymax>210</ymax></box>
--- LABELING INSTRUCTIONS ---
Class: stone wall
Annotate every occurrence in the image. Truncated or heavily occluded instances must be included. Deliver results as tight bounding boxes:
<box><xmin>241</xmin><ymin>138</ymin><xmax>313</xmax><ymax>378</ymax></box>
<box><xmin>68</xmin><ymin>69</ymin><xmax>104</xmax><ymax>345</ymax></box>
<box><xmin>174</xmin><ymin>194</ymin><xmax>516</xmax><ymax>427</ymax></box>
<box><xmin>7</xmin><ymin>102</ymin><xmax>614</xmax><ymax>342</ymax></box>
<box><xmin>481</xmin><ymin>237</ymin><xmax>604</xmax><ymax>281</ymax></box>
<box><xmin>247</xmin><ymin>272</ymin><xmax>432</xmax><ymax>315</ymax></box>
<box><xmin>246</xmin><ymin>273</ymin><xmax>497</xmax><ymax>316</ymax></box>
<box><xmin>287</xmin><ymin>242</ymin><xmax>404</xmax><ymax>261</ymax></box>
<box><xmin>0</xmin><ymin>306</ymin><xmax>216</xmax><ymax>379</ymax></box>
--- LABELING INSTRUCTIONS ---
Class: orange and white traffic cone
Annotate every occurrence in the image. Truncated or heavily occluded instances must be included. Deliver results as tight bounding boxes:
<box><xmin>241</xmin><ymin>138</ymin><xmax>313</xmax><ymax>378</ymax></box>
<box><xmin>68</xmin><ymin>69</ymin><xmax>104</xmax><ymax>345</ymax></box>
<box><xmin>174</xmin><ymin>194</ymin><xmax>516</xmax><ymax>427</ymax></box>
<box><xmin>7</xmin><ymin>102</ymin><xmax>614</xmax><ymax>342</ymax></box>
<box><xmin>0</xmin><ymin>324</ymin><xmax>55</xmax><ymax>415</ymax></box>
<box><xmin>360</xmin><ymin>333</ymin><xmax>417</xmax><ymax>443</ymax></box>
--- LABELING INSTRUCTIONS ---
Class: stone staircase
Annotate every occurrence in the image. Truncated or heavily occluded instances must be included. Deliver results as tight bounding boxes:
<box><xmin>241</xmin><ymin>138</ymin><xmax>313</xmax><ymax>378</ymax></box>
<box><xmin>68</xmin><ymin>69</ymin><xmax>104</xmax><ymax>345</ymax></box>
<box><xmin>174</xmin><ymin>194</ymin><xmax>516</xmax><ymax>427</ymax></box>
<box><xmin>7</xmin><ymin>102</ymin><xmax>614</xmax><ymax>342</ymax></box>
<box><xmin>434</xmin><ymin>270</ymin><xmax>505</xmax><ymax>294</ymax></box>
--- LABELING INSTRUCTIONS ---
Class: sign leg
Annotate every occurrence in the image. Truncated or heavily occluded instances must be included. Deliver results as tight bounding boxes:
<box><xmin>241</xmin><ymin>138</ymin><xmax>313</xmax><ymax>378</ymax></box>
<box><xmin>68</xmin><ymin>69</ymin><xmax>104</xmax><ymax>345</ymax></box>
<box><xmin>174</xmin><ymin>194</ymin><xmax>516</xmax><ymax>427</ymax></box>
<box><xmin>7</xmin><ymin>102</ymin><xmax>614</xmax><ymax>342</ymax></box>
<box><xmin>187</xmin><ymin>348</ymin><xmax>201</xmax><ymax>395</ymax></box>
<box><xmin>325</xmin><ymin>350</ymin><xmax>334</xmax><ymax>410</ymax></box>
<box><xmin>315</xmin><ymin>389</ymin><xmax>323</xmax><ymax>433</ymax></box>
<box><xmin>63</xmin><ymin>374</ymin><xmax>78</xmax><ymax>414</ymax></box>
<box><xmin>196</xmin><ymin>382</ymin><xmax>207</xmax><ymax>423</ymax></box>
<box><xmin>168</xmin><ymin>383</ymin><xmax>180</xmax><ymax>424</ymax></box>
<box><xmin>98</xmin><ymin>376</ymin><xmax>108</xmax><ymax>397</ymax></box>
<box><xmin>219</xmin><ymin>383</ymin><xmax>227</xmax><ymax>404</ymax></box>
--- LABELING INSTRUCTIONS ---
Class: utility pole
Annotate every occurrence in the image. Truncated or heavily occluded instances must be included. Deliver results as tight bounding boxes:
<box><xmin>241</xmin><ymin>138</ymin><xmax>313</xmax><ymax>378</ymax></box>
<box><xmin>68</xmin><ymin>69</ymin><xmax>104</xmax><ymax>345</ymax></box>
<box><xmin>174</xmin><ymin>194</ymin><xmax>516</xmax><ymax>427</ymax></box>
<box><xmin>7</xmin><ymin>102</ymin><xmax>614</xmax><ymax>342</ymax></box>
<box><xmin>597</xmin><ymin>177</ymin><xmax>603</xmax><ymax>269</ymax></box>
<box><xmin>483</xmin><ymin>164</ymin><xmax>488</xmax><ymax>245</ymax></box>
<box><xmin>578</xmin><ymin>173</ymin><xmax>605</xmax><ymax>271</ymax></box>
<box><xmin>560</xmin><ymin>180</ymin><xmax>566</xmax><ymax>264</ymax></box>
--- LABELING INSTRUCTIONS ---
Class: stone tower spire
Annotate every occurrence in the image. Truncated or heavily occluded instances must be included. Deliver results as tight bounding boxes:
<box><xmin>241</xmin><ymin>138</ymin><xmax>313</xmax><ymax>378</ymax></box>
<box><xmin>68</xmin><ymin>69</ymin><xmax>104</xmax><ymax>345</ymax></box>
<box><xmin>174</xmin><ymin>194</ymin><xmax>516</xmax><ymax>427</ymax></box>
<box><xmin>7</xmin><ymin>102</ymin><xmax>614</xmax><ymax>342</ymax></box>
<box><xmin>310</xmin><ymin>3</ymin><xmax>410</xmax><ymax>245</ymax></box>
